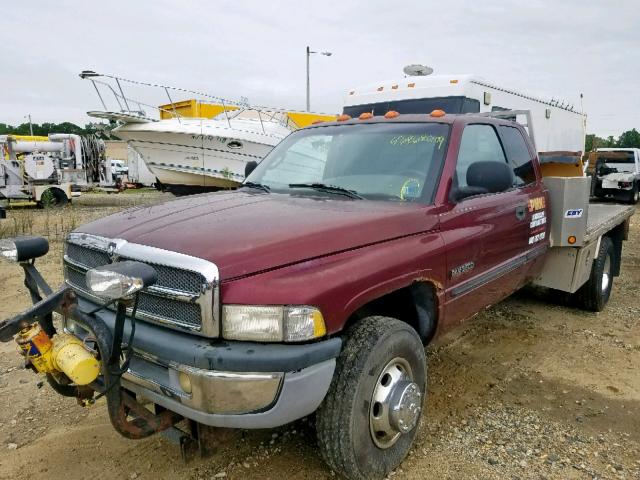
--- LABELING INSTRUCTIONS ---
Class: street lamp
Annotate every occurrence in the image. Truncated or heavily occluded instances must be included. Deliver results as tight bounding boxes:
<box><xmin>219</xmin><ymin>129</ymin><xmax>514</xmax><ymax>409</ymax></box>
<box><xmin>306</xmin><ymin>46</ymin><xmax>332</xmax><ymax>112</ymax></box>
<box><xmin>24</xmin><ymin>114</ymin><xmax>34</xmax><ymax>136</ymax></box>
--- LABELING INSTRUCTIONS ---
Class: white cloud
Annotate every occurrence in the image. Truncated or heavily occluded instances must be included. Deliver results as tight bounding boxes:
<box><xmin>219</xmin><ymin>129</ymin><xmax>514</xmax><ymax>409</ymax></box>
<box><xmin>0</xmin><ymin>0</ymin><xmax>637</xmax><ymax>136</ymax></box>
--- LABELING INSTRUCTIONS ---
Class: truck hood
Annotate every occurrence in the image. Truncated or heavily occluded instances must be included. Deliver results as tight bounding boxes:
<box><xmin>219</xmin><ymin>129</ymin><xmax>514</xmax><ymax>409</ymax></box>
<box><xmin>76</xmin><ymin>191</ymin><xmax>438</xmax><ymax>280</ymax></box>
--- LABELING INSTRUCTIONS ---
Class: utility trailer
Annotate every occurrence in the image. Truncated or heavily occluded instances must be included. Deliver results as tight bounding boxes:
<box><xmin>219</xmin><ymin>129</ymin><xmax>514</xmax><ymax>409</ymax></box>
<box><xmin>1</xmin><ymin>135</ymin><xmax>74</xmax><ymax>207</ymax></box>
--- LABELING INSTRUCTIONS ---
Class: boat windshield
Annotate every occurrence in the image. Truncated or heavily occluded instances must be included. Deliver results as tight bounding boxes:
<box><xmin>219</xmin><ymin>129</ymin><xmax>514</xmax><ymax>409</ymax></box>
<box><xmin>245</xmin><ymin>122</ymin><xmax>449</xmax><ymax>203</ymax></box>
<box><xmin>343</xmin><ymin>96</ymin><xmax>480</xmax><ymax>117</ymax></box>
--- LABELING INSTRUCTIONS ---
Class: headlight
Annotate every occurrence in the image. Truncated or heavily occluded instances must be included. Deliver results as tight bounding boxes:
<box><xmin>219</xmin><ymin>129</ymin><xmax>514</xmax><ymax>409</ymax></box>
<box><xmin>0</xmin><ymin>236</ymin><xmax>49</xmax><ymax>262</ymax></box>
<box><xmin>86</xmin><ymin>260</ymin><xmax>157</xmax><ymax>300</ymax></box>
<box><xmin>222</xmin><ymin>305</ymin><xmax>326</xmax><ymax>342</ymax></box>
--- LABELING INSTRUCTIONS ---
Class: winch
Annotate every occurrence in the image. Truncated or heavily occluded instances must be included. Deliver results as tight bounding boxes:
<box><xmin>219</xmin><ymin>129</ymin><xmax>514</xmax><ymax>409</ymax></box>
<box><xmin>0</xmin><ymin>235</ymin><xmax>181</xmax><ymax>440</ymax></box>
<box><xmin>15</xmin><ymin>323</ymin><xmax>100</xmax><ymax>385</ymax></box>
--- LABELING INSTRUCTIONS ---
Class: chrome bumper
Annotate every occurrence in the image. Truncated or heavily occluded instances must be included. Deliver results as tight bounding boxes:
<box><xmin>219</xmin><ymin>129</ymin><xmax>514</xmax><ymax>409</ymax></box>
<box><xmin>122</xmin><ymin>356</ymin><xmax>336</xmax><ymax>429</ymax></box>
<box><xmin>123</xmin><ymin>352</ymin><xmax>283</xmax><ymax>415</ymax></box>
<box><xmin>65</xmin><ymin>297</ymin><xmax>341</xmax><ymax>428</ymax></box>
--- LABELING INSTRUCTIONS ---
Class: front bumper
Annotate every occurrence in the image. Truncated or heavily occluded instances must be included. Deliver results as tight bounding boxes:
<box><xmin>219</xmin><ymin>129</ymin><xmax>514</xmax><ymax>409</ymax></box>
<box><xmin>68</xmin><ymin>297</ymin><xmax>341</xmax><ymax>428</ymax></box>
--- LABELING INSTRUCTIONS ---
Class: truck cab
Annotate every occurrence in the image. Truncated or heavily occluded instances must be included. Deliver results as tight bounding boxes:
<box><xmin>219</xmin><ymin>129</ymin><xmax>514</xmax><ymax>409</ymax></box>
<box><xmin>0</xmin><ymin>111</ymin><xmax>633</xmax><ymax>480</ymax></box>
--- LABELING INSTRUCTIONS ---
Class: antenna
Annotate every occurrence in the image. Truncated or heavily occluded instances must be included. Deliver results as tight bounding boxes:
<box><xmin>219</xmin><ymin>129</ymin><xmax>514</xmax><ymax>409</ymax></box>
<box><xmin>402</xmin><ymin>64</ymin><xmax>434</xmax><ymax>77</ymax></box>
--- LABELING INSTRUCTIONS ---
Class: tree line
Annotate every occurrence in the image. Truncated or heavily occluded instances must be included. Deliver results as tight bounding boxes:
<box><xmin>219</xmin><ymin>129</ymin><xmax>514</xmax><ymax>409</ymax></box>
<box><xmin>585</xmin><ymin>129</ymin><xmax>640</xmax><ymax>151</ymax></box>
<box><xmin>0</xmin><ymin>122</ymin><xmax>103</xmax><ymax>137</ymax></box>
<box><xmin>2</xmin><ymin>121</ymin><xmax>640</xmax><ymax>152</ymax></box>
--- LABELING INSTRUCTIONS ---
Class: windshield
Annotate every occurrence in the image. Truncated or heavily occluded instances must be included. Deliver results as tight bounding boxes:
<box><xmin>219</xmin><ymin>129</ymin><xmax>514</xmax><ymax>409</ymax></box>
<box><xmin>600</xmin><ymin>151</ymin><xmax>634</xmax><ymax>164</ymax></box>
<box><xmin>245</xmin><ymin>122</ymin><xmax>449</xmax><ymax>203</ymax></box>
<box><xmin>343</xmin><ymin>96</ymin><xmax>480</xmax><ymax>117</ymax></box>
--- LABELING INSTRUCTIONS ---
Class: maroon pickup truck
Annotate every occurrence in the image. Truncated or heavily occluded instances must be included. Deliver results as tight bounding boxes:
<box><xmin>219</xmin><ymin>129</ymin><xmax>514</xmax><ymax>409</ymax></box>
<box><xmin>0</xmin><ymin>111</ymin><xmax>633</xmax><ymax>480</ymax></box>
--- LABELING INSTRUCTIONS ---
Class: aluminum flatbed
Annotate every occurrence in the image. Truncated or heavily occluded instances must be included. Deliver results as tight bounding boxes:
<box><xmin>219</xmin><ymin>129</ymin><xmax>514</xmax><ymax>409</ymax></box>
<box><xmin>585</xmin><ymin>203</ymin><xmax>635</xmax><ymax>243</ymax></box>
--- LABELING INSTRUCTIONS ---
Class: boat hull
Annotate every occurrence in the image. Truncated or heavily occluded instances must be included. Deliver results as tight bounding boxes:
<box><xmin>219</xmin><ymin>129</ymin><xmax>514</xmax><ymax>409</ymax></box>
<box><xmin>112</xmin><ymin>118</ymin><xmax>289</xmax><ymax>191</ymax></box>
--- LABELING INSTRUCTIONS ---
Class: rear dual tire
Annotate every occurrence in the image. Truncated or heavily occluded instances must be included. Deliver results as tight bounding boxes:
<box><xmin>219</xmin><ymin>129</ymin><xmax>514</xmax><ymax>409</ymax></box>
<box><xmin>316</xmin><ymin>316</ymin><xmax>426</xmax><ymax>480</ymax></box>
<box><xmin>576</xmin><ymin>236</ymin><xmax>614</xmax><ymax>312</ymax></box>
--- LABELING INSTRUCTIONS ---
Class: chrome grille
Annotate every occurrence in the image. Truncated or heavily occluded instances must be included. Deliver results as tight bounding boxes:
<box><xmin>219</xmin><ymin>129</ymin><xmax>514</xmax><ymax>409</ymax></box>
<box><xmin>63</xmin><ymin>233</ymin><xmax>219</xmax><ymax>337</ymax></box>
<box><xmin>66</xmin><ymin>243</ymin><xmax>111</xmax><ymax>269</ymax></box>
<box><xmin>137</xmin><ymin>293</ymin><xmax>202</xmax><ymax>328</ymax></box>
<box><xmin>119</xmin><ymin>257</ymin><xmax>205</xmax><ymax>295</ymax></box>
<box><xmin>65</xmin><ymin>264</ymin><xmax>88</xmax><ymax>291</ymax></box>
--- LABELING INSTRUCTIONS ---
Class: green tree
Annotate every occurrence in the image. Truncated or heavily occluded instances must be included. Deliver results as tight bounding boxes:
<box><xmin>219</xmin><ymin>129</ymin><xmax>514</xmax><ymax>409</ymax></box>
<box><xmin>616</xmin><ymin>128</ymin><xmax>640</xmax><ymax>148</ymax></box>
<box><xmin>0</xmin><ymin>122</ymin><xmax>90</xmax><ymax>136</ymax></box>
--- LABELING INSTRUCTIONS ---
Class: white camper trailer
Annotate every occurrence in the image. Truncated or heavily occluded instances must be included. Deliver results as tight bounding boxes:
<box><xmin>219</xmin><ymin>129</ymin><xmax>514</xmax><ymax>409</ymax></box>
<box><xmin>343</xmin><ymin>73</ymin><xmax>586</xmax><ymax>158</ymax></box>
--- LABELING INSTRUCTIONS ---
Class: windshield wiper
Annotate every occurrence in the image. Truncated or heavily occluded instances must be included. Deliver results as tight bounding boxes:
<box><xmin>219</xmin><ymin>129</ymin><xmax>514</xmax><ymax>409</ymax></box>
<box><xmin>288</xmin><ymin>183</ymin><xmax>364</xmax><ymax>199</ymax></box>
<box><xmin>242</xmin><ymin>181</ymin><xmax>271</xmax><ymax>193</ymax></box>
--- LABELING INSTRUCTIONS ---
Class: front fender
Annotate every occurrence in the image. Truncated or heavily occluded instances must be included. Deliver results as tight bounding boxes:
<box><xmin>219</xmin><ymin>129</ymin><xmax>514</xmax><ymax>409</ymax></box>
<box><xmin>220</xmin><ymin>231</ymin><xmax>447</xmax><ymax>335</ymax></box>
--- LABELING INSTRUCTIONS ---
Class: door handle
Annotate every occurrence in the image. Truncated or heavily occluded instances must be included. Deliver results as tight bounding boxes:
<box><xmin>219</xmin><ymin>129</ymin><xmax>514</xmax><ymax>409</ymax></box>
<box><xmin>515</xmin><ymin>205</ymin><xmax>527</xmax><ymax>220</ymax></box>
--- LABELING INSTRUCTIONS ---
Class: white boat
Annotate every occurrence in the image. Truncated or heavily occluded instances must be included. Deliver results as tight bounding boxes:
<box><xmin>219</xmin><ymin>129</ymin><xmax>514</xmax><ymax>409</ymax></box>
<box><xmin>80</xmin><ymin>71</ymin><xmax>333</xmax><ymax>194</ymax></box>
<box><xmin>90</xmin><ymin>112</ymin><xmax>290</xmax><ymax>192</ymax></box>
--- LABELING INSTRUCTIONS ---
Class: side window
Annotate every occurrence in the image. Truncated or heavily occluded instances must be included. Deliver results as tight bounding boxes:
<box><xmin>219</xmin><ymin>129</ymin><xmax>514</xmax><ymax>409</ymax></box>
<box><xmin>456</xmin><ymin>124</ymin><xmax>507</xmax><ymax>188</ymax></box>
<box><xmin>499</xmin><ymin>126</ymin><xmax>536</xmax><ymax>186</ymax></box>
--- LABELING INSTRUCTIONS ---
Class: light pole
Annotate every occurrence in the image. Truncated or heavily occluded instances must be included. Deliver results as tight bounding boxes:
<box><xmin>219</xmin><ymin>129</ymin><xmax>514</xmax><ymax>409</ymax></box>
<box><xmin>306</xmin><ymin>46</ymin><xmax>332</xmax><ymax>112</ymax></box>
<box><xmin>25</xmin><ymin>114</ymin><xmax>34</xmax><ymax>136</ymax></box>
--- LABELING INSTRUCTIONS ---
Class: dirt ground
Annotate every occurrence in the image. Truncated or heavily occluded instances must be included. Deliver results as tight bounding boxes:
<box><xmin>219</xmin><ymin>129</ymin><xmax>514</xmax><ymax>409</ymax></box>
<box><xmin>0</xmin><ymin>196</ymin><xmax>638</xmax><ymax>480</ymax></box>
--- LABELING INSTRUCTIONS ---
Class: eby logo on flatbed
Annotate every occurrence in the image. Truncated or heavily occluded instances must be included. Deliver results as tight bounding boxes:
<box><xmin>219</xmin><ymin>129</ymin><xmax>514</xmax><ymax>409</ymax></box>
<box><xmin>564</xmin><ymin>208</ymin><xmax>584</xmax><ymax>219</ymax></box>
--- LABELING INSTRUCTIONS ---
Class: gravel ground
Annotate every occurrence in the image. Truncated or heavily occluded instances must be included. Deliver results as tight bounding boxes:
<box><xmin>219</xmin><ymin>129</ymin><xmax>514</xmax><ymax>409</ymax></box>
<box><xmin>0</xmin><ymin>196</ymin><xmax>638</xmax><ymax>480</ymax></box>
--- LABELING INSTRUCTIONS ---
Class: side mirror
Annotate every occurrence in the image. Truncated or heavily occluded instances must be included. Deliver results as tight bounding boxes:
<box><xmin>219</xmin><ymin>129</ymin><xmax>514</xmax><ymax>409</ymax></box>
<box><xmin>244</xmin><ymin>161</ymin><xmax>258</xmax><ymax>178</ymax></box>
<box><xmin>467</xmin><ymin>160</ymin><xmax>513</xmax><ymax>193</ymax></box>
<box><xmin>451</xmin><ymin>161</ymin><xmax>513</xmax><ymax>202</ymax></box>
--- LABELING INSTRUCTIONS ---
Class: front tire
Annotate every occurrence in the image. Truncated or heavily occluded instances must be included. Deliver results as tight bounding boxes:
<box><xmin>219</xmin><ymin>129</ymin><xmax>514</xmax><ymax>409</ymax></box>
<box><xmin>575</xmin><ymin>236</ymin><xmax>614</xmax><ymax>311</ymax></box>
<box><xmin>316</xmin><ymin>316</ymin><xmax>426</xmax><ymax>480</ymax></box>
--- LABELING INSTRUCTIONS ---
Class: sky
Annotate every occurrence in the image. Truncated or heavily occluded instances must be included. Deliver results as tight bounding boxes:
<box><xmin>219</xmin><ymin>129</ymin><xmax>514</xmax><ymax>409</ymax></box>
<box><xmin>0</xmin><ymin>0</ymin><xmax>638</xmax><ymax>137</ymax></box>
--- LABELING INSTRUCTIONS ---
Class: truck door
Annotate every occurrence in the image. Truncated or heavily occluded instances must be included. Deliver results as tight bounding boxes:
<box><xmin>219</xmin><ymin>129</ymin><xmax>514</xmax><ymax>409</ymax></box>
<box><xmin>440</xmin><ymin>122</ymin><xmax>542</xmax><ymax>325</ymax></box>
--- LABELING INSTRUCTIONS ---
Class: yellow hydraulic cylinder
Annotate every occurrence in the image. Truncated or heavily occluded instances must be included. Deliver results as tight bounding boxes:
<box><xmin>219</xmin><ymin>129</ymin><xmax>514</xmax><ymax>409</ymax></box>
<box><xmin>16</xmin><ymin>325</ymin><xmax>100</xmax><ymax>386</ymax></box>
<box><xmin>51</xmin><ymin>334</ymin><xmax>100</xmax><ymax>385</ymax></box>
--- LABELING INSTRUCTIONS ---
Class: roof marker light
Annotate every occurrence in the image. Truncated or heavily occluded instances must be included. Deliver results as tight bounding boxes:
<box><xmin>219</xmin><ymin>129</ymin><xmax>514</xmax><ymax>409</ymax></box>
<box><xmin>349</xmin><ymin>90</ymin><xmax>355</xmax><ymax>95</ymax></box>
<box><xmin>359</xmin><ymin>112</ymin><xmax>373</xmax><ymax>120</ymax></box>
<box><xmin>337</xmin><ymin>114</ymin><xmax>352</xmax><ymax>122</ymax></box>
<box><xmin>391</xmin><ymin>84</ymin><xmax>398</xmax><ymax>90</ymax></box>
<box><xmin>450</xmin><ymin>79</ymin><xmax>459</xmax><ymax>84</ymax></box>
<box><xmin>377</xmin><ymin>86</ymin><xmax>384</xmax><ymax>92</ymax></box>
<box><xmin>430</xmin><ymin>109</ymin><xmax>446</xmax><ymax>117</ymax></box>
<box><xmin>407</xmin><ymin>82</ymin><xmax>416</xmax><ymax>88</ymax></box>
<box><xmin>384</xmin><ymin>110</ymin><xmax>400</xmax><ymax>119</ymax></box>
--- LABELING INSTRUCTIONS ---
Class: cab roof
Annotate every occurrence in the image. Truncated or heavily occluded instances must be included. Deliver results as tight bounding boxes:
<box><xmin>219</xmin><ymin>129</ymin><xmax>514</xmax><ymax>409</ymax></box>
<box><xmin>305</xmin><ymin>112</ymin><xmax>518</xmax><ymax>129</ymax></box>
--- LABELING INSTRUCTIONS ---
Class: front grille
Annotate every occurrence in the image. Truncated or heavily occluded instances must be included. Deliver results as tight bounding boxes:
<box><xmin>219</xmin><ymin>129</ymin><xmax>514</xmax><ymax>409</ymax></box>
<box><xmin>63</xmin><ymin>236</ymin><xmax>218</xmax><ymax>336</ymax></box>
<box><xmin>119</xmin><ymin>257</ymin><xmax>205</xmax><ymax>295</ymax></box>
<box><xmin>66</xmin><ymin>243</ymin><xmax>111</xmax><ymax>269</ymax></box>
<box><xmin>137</xmin><ymin>293</ymin><xmax>202</xmax><ymax>328</ymax></box>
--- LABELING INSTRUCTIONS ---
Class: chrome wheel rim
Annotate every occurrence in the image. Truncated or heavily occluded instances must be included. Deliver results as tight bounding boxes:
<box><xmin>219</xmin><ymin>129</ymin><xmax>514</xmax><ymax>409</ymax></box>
<box><xmin>602</xmin><ymin>254</ymin><xmax>612</xmax><ymax>293</ymax></box>
<box><xmin>369</xmin><ymin>357</ymin><xmax>421</xmax><ymax>449</ymax></box>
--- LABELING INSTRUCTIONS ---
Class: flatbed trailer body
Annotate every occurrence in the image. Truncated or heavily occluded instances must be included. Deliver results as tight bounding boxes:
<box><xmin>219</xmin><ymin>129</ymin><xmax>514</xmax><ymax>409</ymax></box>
<box><xmin>534</xmin><ymin>199</ymin><xmax>634</xmax><ymax>293</ymax></box>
